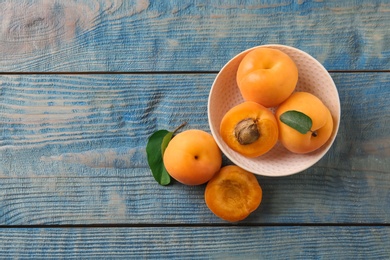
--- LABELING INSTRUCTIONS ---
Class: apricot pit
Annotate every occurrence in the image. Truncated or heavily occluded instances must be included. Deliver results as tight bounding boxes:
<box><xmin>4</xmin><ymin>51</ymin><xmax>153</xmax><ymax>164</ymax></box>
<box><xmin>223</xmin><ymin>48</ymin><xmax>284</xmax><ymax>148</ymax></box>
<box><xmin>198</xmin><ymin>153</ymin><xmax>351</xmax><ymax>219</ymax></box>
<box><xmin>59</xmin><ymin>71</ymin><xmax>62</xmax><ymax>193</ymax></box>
<box><xmin>235</xmin><ymin>118</ymin><xmax>260</xmax><ymax>145</ymax></box>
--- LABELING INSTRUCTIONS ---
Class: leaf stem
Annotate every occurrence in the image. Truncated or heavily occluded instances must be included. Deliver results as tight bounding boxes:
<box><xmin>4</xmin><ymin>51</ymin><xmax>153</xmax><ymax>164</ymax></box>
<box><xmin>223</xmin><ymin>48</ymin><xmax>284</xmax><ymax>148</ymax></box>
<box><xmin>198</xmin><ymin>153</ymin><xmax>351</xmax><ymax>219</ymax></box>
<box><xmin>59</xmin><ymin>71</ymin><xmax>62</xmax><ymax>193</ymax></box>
<box><xmin>173</xmin><ymin>122</ymin><xmax>187</xmax><ymax>135</ymax></box>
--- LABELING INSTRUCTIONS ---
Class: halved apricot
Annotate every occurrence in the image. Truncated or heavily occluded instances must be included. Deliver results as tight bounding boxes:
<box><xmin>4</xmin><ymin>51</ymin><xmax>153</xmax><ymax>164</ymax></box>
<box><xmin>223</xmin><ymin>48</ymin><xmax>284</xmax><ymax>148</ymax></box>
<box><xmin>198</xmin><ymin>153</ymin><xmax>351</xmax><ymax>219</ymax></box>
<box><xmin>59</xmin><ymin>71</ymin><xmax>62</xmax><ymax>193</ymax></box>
<box><xmin>205</xmin><ymin>165</ymin><xmax>262</xmax><ymax>222</ymax></box>
<box><xmin>220</xmin><ymin>101</ymin><xmax>278</xmax><ymax>157</ymax></box>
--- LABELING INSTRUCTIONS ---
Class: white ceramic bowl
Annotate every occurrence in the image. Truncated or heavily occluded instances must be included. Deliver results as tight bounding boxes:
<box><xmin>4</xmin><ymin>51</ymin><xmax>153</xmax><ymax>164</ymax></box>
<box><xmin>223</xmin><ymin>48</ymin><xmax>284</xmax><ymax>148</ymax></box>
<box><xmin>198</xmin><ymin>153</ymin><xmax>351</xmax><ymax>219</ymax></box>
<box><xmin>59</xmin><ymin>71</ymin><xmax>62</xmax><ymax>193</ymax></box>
<box><xmin>208</xmin><ymin>44</ymin><xmax>340</xmax><ymax>177</ymax></box>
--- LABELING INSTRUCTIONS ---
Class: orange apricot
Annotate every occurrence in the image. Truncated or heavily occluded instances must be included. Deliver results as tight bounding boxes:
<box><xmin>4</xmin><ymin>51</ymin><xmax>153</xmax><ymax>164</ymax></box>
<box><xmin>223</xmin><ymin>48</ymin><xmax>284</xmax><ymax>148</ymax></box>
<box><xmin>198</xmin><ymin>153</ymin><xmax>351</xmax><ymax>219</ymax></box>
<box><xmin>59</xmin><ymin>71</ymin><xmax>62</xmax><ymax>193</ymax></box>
<box><xmin>205</xmin><ymin>165</ymin><xmax>262</xmax><ymax>222</ymax></box>
<box><xmin>275</xmin><ymin>92</ymin><xmax>334</xmax><ymax>154</ymax></box>
<box><xmin>220</xmin><ymin>101</ymin><xmax>278</xmax><ymax>157</ymax></box>
<box><xmin>236</xmin><ymin>47</ymin><xmax>298</xmax><ymax>107</ymax></box>
<box><xmin>163</xmin><ymin>129</ymin><xmax>222</xmax><ymax>186</ymax></box>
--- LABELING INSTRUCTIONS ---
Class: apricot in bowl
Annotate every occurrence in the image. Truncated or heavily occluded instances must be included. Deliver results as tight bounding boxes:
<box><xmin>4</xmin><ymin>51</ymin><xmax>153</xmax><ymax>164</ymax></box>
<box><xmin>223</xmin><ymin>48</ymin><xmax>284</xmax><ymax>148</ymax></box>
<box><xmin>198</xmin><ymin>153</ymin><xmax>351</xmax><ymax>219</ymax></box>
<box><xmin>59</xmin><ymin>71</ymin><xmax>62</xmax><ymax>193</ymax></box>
<box><xmin>236</xmin><ymin>47</ymin><xmax>298</xmax><ymax>108</ymax></box>
<box><xmin>219</xmin><ymin>101</ymin><xmax>278</xmax><ymax>158</ymax></box>
<box><xmin>208</xmin><ymin>44</ymin><xmax>340</xmax><ymax>177</ymax></box>
<box><xmin>276</xmin><ymin>92</ymin><xmax>334</xmax><ymax>154</ymax></box>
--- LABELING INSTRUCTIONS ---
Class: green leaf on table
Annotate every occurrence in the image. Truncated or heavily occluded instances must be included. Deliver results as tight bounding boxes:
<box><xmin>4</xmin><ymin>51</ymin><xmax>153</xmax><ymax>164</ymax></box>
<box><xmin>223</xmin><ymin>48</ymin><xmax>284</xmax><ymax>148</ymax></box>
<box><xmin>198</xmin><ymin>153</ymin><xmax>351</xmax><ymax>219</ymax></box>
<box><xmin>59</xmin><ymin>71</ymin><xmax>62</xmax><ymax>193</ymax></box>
<box><xmin>146</xmin><ymin>130</ymin><xmax>173</xmax><ymax>186</ymax></box>
<box><xmin>279</xmin><ymin>110</ymin><xmax>313</xmax><ymax>134</ymax></box>
<box><xmin>161</xmin><ymin>131</ymin><xmax>173</xmax><ymax>155</ymax></box>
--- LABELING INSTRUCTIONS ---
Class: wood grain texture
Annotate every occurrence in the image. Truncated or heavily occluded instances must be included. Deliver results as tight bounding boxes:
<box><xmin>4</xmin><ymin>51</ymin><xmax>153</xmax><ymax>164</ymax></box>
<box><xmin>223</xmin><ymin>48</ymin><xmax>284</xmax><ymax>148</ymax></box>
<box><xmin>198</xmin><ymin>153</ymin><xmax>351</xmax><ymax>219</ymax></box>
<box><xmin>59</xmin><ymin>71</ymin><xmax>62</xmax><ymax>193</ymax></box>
<box><xmin>0</xmin><ymin>1</ymin><xmax>389</xmax><ymax>257</ymax></box>
<box><xmin>0</xmin><ymin>73</ymin><xmax>388</xmax><ymax>225</ymax></box>
<box><xmin>0</xmin><ymin>227</ymin><xmax>389</xmax><ymax>259</ymax></box>
<box><xmin>0</xmin><ymin>0</ymin><xmax>388</xmax><ymax>72</ymax></box>
<box><xmin>0</xmin><ymin>73</ymin><xmax>388</xmax><ymax>174</ymax></box>
<box><xmin>0</xmin><ymin>168</ymin><xmax>389</xmax><ymax>225</ymax></box>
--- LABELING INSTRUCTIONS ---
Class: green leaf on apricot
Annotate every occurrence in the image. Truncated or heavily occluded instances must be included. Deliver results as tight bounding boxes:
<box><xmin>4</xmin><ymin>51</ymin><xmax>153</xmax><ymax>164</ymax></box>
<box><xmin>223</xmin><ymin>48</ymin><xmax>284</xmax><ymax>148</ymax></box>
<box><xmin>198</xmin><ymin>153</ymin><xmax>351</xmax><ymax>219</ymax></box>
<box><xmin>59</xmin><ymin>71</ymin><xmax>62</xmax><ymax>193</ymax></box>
<box><xmin>146</xmin><ymin>130</ymin><xmax>172</xmax><ymax>186</ymax></box>
<box><xmin>280</xmin><ymin>110</ymin><xmax>312</xmax><ymax>134</ymax></box>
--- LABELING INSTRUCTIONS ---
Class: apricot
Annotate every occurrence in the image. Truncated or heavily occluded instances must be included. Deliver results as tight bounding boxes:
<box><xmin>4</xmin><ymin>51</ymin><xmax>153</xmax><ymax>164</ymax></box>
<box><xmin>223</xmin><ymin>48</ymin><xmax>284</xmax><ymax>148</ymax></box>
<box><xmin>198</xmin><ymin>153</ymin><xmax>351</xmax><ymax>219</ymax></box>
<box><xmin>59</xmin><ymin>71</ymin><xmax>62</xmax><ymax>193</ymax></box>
<box><xmin>275</xmin><ymin>92</ymin><xmax>334</xmax><ymax>154</ymax></box>
<box><xmin>163</xmin><ymin>129</ymin><xmax>222</xmax><ymax>185</ymax></box>
<box><xmin>205</xmin><ymin>165</ymin><xmax>262</xmax><ymax>222</ymax></box>
<box><xmin>236</xmin><ymin>47</ymin><xmax>298</xmax><ymax>107</ymax></box>
<box><xmin>220</xmin><ymin>101</ymin><xmax>278</xmax><ymax>157</ymax></box>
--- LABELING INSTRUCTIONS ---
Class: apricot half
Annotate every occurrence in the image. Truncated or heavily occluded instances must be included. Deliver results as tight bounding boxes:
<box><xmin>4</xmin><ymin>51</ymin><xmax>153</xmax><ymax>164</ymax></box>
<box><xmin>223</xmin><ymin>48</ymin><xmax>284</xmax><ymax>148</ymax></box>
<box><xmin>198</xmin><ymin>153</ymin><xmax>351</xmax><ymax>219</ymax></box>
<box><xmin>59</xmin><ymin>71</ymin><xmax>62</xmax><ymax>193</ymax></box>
<box><xmin>220</xmin><ymin>101</ymin><xmax>278</xmax><ymax>157</ymax></box>
<box><xmin>275</xmin><ymin>92</ymin><xmax>334</xmax><ymax>154</ymax></box>
<box><xmin>163</xmin><ymin>129</ymin><xmax>222</xmax><ymax>185</ymax></box>
<box><xmin>205</xmin><ymin>165</ymin><xmax>262</xmax><ymax>222</ymax></box>
<box><xmin>236</xmin><ymin>47</ymin><xmax>298</xmax><ymax>107</ymax></box>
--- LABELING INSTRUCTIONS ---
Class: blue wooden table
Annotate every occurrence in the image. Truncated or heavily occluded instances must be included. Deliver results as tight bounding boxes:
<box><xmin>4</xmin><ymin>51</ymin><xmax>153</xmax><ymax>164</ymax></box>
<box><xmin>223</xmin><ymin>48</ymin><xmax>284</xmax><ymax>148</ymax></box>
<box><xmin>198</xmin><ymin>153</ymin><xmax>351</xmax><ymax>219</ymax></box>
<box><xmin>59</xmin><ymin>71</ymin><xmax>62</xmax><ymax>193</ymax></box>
<box><xmin>0</xmin><ymin>0</ymin><xmax>389</xmax><ymax>258</ymax></box>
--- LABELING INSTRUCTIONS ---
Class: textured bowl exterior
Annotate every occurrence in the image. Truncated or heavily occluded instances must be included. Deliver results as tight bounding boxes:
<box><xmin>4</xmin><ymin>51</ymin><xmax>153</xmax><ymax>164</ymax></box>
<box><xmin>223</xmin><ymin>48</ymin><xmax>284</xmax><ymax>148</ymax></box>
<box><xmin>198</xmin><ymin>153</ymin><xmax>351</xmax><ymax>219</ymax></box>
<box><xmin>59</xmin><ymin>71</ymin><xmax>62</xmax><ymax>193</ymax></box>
<box><xmin>208</xmin><ymin>45</ymin><xmax>340</xmax><ymax>177</ymax></box>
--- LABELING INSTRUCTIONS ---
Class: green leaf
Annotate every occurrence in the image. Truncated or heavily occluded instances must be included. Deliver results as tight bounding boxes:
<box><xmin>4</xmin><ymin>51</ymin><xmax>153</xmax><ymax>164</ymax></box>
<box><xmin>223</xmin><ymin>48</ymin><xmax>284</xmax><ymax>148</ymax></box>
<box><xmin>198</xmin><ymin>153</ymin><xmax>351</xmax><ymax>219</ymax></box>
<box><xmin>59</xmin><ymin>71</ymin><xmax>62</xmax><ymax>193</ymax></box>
<box><xmin>146</xmin><ymin>130</ymin><xmax>172</xmax><ymax>186</ymax></box>
<box><xmin>280</xmin><ymin>110</ymin><xmax>313</xmax><ymax>134</ymax></box>
<box><xmin>161</xmin><ymin>132</ymin><xmax>173</xmax><ymax>156</ymax></box>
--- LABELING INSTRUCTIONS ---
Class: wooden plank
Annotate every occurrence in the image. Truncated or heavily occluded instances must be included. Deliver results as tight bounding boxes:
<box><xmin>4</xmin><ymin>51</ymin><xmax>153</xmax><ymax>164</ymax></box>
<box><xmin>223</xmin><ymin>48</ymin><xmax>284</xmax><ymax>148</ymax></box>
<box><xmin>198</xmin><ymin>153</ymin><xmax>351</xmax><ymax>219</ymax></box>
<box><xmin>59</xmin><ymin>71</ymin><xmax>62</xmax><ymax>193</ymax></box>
<box><xmin>0</xmin><ymin>73</ymin><xmax>388</xmax><ymax>174</ymax></box>
<box><xmin>0</xmin><ymin>168</ymin><xmax>389</xmax><ymax>225</ymax></box>
<box><xmin>0</xmin><ymin>227</ymin><xmax>389</xmax><ymax>258</ymax></box>
<box><xmin>0</xmin><ymin>74</ymin><xmax>212</xmax><ymax>151</ymax></box>
<box><xmin>0</xmin><ymin>73</ymin><xmax>389</xmax><ymax>225</ymax></box>
<box><xmin>0</xmin><ymin>0</ymin><xmax>388</xmax><ymax>72</ymax></box>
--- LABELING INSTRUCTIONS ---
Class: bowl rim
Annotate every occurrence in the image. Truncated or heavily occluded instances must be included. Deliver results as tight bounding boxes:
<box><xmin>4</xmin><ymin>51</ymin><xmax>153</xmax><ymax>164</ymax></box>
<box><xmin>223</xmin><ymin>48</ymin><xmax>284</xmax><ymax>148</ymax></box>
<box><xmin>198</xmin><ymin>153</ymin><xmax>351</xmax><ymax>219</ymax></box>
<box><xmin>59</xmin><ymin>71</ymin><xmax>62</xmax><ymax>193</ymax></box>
<box><xmin>207</xmin><ymin>44</ymin><xmax>341</xmax><ymax>177</ymax></box>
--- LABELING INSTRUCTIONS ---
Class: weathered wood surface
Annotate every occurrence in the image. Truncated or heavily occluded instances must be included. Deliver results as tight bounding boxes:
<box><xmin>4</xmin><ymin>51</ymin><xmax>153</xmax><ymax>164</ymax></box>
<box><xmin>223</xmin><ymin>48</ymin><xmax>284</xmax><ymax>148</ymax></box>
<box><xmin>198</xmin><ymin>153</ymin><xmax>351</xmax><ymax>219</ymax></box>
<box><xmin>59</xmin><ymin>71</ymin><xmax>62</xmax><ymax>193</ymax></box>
<box><xmin>0</xmin><ymin>0</ymin><xmax>389</xmax><ymax>258</ymax></box>
<box><xmin>0</xmin><ymin>227</ymin><xmax>389</xmax><ymax>259</ymax></box>
<box><xmin>0</xmin><ymin>168</ymin><xmax>389</xmax><ymax>225</ymax></box>
<box><xmin>0</xmin><ymin>0</ymin><xmax>388</xmax><ymax>72</ymax></box>
<box><xmin>0</xmin><ymin>73</ymin><xmax>388</xmax><ymax>225</ymax></box>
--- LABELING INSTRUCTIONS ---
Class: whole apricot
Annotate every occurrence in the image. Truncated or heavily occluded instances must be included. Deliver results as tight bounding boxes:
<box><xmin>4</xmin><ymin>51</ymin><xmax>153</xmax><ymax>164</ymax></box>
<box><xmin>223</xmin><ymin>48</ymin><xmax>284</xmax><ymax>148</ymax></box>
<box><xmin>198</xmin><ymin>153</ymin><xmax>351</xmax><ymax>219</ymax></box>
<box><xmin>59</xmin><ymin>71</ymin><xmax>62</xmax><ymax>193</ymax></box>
<box><xmin>236</xmin><ymin>47</ymin><xmax>298</xmax><ymax>107</ymax></box>
<box><xmin>275</xmin><ymin>92</ymin><xmax>334</xmax><ymax>154</ymax></box>
<box><xmin>163</xmin><ymin>129</ymin><xmax>222</xmax><ymax>185</ymax></box>
<box><xmin>220</xmin><ymin>101</ymin><xmax>278</xmax><ymax>157</ymax></box>
<box><xmin>205</xmin><ymin>165</ymin><xmax>262</xmax><ymax>222</ymax></box>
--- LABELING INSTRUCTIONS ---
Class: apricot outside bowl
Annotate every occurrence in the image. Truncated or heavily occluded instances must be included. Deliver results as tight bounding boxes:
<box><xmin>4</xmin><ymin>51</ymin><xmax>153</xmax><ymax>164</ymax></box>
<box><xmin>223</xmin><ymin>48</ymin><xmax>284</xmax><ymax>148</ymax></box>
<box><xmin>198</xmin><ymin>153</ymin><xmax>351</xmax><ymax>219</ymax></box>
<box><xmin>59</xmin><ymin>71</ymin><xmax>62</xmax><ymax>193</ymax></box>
<box><xmin>208</xmin><ymin>45</ymin><xmax>340</xmax><ymax>177</ymax></box>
